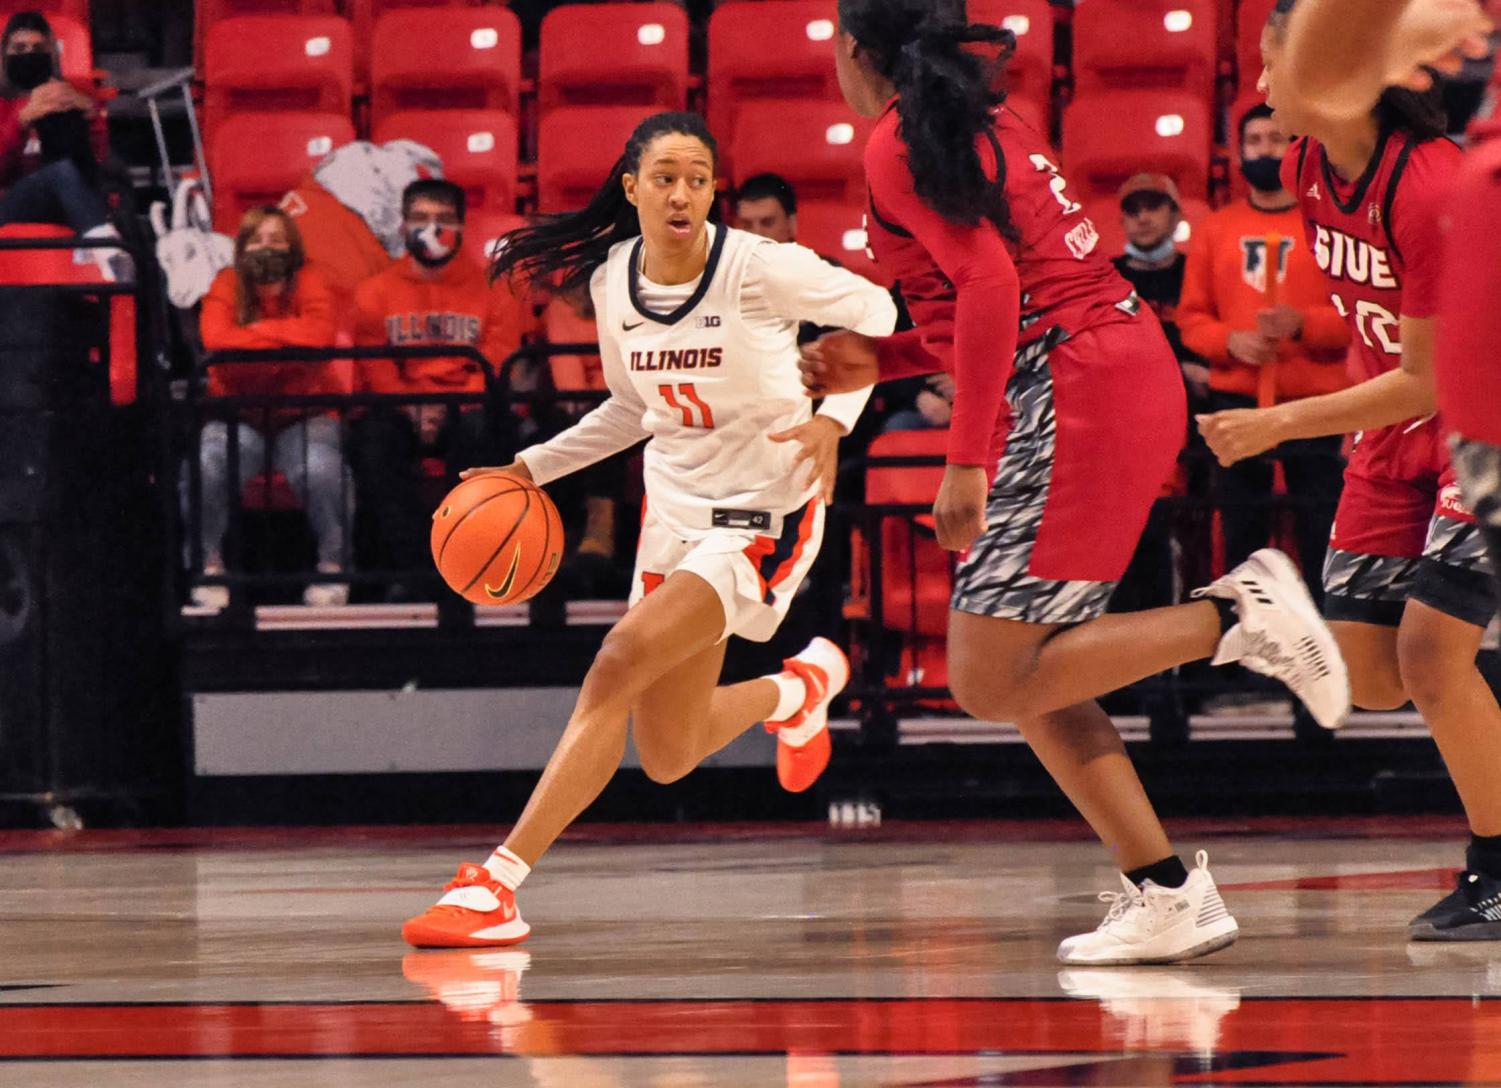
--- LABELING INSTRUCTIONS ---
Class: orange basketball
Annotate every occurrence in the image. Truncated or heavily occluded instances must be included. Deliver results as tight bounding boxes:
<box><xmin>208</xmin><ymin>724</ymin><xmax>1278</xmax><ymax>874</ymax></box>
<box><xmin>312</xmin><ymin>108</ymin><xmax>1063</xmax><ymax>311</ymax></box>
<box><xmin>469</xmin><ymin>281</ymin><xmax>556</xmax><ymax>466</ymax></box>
<box><xmin>431</xmin><ymin>474</ymin><xmax>565</xmax><ymax>606</ymax></box>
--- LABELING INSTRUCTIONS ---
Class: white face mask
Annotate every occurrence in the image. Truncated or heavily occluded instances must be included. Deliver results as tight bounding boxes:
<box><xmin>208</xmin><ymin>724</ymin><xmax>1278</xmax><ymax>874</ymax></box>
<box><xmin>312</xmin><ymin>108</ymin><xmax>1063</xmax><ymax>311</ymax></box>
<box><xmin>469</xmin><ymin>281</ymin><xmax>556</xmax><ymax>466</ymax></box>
<box><xmin>406</xmin><ymin>222</ymin><xmax>462</xmax><ymax>268</ymax></box>
<box><xmin>1125</xmin><ymin>237</ymin><xmax>1177</xmax><ymax>264</ymax></box>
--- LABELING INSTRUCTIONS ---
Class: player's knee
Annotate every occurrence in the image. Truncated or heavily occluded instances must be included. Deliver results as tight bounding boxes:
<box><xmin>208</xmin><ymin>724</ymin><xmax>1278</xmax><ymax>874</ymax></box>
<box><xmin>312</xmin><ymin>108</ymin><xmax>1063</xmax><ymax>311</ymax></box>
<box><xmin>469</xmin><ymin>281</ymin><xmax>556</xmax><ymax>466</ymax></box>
<box><xmin>637</xmin><ymin>746</ymin><xmax>694</xmax><ymax>785</ymax></box>
<box><xmin>950</xmin><ymin>665</ymin><xmax>1032</xmax><ymax>723</ymax></box>
<box><xmin>1396</xmin><ymin>623</ymin><xmax>1468</xmax><ymax>708</ymax></box>
<box><xmin>585</xmin><ymin>629</ymin><xmax>646</xmax><ymax>697</ymax></box>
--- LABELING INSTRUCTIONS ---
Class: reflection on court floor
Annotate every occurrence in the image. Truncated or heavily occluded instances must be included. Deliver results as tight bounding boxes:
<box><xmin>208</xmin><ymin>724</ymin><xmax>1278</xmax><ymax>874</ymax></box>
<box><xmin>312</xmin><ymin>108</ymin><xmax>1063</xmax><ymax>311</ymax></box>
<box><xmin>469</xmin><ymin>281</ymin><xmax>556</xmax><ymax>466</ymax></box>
<box><xmin>2</xmin><ymin>819</ymin><xmax>1497</xmax><ymax>1086</ymax></box>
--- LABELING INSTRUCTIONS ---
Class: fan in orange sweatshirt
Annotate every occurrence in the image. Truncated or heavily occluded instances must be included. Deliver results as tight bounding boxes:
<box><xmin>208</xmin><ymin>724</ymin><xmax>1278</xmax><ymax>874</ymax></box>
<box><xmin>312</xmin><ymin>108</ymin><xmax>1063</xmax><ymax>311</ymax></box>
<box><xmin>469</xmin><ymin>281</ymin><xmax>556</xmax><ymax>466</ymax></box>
<box><xmin>1179</xmin><ymin>102</ymin><xmax>1352</xmax><ymax>584</ymax></box>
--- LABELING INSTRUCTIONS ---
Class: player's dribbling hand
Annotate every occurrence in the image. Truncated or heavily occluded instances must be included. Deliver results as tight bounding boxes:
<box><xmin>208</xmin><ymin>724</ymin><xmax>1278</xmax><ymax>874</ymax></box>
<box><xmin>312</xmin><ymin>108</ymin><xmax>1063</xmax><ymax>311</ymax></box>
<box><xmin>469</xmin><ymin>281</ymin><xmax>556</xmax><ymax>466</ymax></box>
<box><xmin>770</xmin><ymin>415</ymin><xmax>844</xmax><ymax>504</ymax></box>
<box><xmin>933</xmin><ymin>465</ymin><xmax>989</xmax><ymax>552</ymax></box>
<box><xmin>459</xmin><ymin>461</ymin><xmax>533</xmax><ymax>482</ymax></box>
<box><xmin>1197</xmin><ymin>409</ymin><xmax>1286</xmax><ymax>467</ymax></box>
<box><xmin>799</xmin><ymin>331</ymin><xmax>880</xmax><ymax>396</ymax></box>
<box><xmin>1385</xmin><ymin>0</ymin><xmax>1493</xmax><ymax>91</ymax></box>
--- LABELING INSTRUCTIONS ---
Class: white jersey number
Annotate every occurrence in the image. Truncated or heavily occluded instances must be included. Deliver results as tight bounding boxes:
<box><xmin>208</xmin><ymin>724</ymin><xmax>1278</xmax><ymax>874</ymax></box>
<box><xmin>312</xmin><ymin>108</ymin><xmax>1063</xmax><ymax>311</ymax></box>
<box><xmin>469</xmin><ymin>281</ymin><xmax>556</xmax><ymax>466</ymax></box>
<box><xmin>1029</xmin><ymin>153</ymin><xmax>1083</xmax><ymax>216</ymax></box>
<box><xmin>1331</xmin><ymin>294</ymin><xmax>1401</xmax><ymax>355</ymax></box>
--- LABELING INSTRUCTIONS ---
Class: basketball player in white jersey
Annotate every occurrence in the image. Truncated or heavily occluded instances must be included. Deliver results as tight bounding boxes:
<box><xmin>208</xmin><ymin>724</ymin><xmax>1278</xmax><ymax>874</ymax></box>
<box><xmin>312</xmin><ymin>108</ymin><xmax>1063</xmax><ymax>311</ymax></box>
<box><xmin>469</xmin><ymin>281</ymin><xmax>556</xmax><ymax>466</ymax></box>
<box><xmin>401</xmin><ymin>112</ymin><xmax>897</xmax><ymax>949</ymax></box>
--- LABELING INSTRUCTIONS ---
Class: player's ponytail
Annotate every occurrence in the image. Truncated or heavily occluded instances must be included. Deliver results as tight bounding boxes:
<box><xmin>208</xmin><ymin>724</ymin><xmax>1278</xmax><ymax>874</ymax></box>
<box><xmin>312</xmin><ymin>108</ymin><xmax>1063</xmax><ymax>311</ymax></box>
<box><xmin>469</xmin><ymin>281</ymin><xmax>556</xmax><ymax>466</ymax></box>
<box><xmin>838</xmin><ymin>0</ymin><xmax>1020</xmax><ymax>241</ymax></box>
<box><xmin>1267</xmin><ymin>0</ymin><xmax>1448</xmax><ymax>142</ymax></box>
<box><xmin>491</xmin><ymin>111</ymin><xmax>719</xmax><ymax>295</ymax></box>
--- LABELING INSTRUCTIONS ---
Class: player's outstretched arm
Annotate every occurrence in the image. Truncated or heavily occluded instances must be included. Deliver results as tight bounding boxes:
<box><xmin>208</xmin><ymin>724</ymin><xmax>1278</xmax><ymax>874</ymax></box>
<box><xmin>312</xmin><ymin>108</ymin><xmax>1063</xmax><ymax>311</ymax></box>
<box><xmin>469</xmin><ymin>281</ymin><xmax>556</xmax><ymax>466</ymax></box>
<box><xmin>1283</xmin><ymin>0</ymin><xmax>1492</xmax><ymax>122</ymax></box>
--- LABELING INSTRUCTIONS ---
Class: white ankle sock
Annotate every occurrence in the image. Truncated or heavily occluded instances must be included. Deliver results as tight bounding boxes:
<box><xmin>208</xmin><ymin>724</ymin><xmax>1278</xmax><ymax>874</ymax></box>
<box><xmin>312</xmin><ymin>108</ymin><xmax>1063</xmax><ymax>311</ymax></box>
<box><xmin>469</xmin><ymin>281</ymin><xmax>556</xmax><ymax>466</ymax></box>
<box><xmin>766</xmin><ymin>670</ymin><xmax>808</xmax><ymax>723</ymax></box>
<box><xmin>484</xmin><ymin>846</ymin><xmax>531</xmax><ymax>891</ymax></box>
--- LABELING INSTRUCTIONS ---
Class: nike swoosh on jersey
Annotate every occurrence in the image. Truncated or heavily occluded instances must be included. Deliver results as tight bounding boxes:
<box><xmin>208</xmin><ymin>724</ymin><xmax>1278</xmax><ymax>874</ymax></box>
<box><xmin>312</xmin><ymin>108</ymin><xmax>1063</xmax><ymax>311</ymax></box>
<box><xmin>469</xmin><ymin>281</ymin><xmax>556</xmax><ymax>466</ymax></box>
<box><xmin>623</xmin><ymin>320</ymin><xmax>644</xmax><ymax>332</ymax></box>
<box><xmin>484</xmin><ymin>547</ymin><xmax>522</xmax><ymax>599</ymax></box>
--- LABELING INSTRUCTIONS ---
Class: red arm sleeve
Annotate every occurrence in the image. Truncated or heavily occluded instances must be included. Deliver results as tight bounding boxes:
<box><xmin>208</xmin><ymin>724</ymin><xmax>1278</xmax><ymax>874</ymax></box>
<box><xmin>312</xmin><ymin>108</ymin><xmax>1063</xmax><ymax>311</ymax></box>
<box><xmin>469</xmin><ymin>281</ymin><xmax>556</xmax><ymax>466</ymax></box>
<box><xmin>875</xmin><ymin>328</ymin><xmax>947</xmax><ymax>379</ymax></box>
<box><xmin>1175</xmin><ymin>217</ymin><xmax>1234</xmax><ymax>365</ymax></box>
<box><xmin>865</xmin><ymin>135</ymin><xmax>1022</xmax><ymax>467</ymax></box>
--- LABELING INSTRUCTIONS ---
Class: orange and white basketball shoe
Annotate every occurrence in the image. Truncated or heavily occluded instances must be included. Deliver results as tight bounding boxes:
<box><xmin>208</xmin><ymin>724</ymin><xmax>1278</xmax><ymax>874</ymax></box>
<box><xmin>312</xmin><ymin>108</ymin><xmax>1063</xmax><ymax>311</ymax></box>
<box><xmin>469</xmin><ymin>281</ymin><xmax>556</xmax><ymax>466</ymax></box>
<box><xmin>766</xmin><ymin>637</ymin><xmax>849</xmax><ymax>794</ymax></box>
<box><xmin>401</xmin><ymin>863</ymin><xmax>531</xmax><ymax>949</ymax></box>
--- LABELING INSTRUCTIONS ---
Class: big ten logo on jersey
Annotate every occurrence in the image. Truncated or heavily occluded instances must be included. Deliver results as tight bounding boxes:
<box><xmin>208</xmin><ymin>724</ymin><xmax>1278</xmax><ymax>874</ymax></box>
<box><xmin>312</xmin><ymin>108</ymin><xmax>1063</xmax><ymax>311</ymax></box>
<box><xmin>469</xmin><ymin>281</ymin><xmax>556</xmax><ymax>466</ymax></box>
<box><xmin>629</xmin><ymin>347</ymin><xmax>725</xmax><ymax>372</ymax></box>
<box><xmin>694</xmin><ymin>315</ymin><xmax>722</xmax><ymax>329</ymax></box>
<box><xmin>1240</xmin><ymin>236</ymin><xmax>1296</xmax><ymax>293</ymax></box>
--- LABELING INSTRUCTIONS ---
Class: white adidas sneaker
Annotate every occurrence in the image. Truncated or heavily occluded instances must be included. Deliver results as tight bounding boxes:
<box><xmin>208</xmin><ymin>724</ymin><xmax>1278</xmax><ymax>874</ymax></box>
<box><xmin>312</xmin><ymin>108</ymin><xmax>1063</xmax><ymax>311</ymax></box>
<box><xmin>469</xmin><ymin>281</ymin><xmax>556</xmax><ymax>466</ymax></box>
<box><xmin>1057</xmin><ymin>851</ymin><xmax>1239</xmax><ymax>966</ymax></box>
<box><xmin>1193</xmin><ymin>548</ymin><xmax>1351</xmax><ymax>729</ymax></box>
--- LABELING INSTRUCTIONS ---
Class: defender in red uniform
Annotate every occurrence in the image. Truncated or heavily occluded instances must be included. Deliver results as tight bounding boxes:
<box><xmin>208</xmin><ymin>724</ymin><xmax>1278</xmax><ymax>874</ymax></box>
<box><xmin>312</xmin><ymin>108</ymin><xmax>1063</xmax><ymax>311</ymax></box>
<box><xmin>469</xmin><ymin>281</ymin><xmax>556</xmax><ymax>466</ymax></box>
<box><xmin>804</xmin><ymin>0</ymin><xmax>1351</xmax><ymax>966</ymax></box>
<box><xmin>1200</xmin><ymin>0</ymin><xmax>1501</xmax><ymax>941</ymax></box>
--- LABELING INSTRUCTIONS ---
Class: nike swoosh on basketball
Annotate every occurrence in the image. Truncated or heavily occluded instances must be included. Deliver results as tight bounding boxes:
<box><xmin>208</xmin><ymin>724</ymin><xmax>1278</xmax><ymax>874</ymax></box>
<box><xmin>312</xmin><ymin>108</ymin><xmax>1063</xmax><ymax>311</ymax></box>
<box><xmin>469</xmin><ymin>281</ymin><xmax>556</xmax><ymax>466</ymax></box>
<box><xmin>484</xmin><ymin>548</ymin><xmax>522</xmax><ymax>600</ymax></box>
<box><xmin>623</xmin><ymin>320</ymin><xmax>645</xmax><ymax>332</ymax></box>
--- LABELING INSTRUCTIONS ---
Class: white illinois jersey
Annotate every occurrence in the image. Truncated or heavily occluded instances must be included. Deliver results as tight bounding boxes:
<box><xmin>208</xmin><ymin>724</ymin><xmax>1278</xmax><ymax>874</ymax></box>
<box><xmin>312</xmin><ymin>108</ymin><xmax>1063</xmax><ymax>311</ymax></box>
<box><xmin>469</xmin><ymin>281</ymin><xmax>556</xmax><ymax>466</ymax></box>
<box><xmin>519</xmin><ymin>224</ymin><xmax>897</xmax><ymax>539</ymax></box>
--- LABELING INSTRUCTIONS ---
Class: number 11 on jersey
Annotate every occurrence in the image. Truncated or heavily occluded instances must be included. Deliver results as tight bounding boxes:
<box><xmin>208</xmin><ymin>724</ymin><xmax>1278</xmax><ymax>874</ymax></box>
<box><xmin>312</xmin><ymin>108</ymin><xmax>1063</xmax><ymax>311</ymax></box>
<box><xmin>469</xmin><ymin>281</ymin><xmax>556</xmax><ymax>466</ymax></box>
<box><xmin>659</xmin><ymin>383</ymin><xmax>715</xmax><ymax>428</ymax></box>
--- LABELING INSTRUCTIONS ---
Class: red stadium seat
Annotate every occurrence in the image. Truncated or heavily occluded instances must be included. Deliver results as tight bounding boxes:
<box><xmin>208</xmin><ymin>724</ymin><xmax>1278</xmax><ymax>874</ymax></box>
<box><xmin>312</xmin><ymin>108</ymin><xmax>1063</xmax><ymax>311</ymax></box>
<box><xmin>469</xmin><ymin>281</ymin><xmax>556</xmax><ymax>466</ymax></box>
<box><xmin>1074</xmin><ymin>0</ymin><xmax>1217</xmax><ymax>99</ymax></box>
<box><xmin>467</xmin><ymin>210</ymin><xmax>527</xmax><ymax>265</ymax></box>
<box><xmin>861</xmin><ymin>429</ymin><xmax>951</xmax><ymax>638</ymax></box>
<box><xmin>202</xmin><ymin>15</ymin><xmax>353</xmax><ymax>147</ymax></box>
<box><xmin>348</xmin><ymin>0</ymin><xmax>484</xmax><ymax>76</ymax></box>
<box><xmin>45</xmin><ymin>13</ymin><xmax>92</xmax><ymax>86</ymax></box>
<box><xmin>1063</xmin><ymin>90</ymin><xmax>1212</xmax><ymax>202</ymax></box>
<box><xmin>731</xmin><ymin>102</ymin><xmax>874</xmax><ymax>205</ymax></box>
<box><xmin>0</xmin><ymin>0</ymin><xmax>85</xmax><ymax>15</ymax></box>
<box><xmin>210</xmin><ymin>111</ymin><xmax>355</xmax><ymax>233</ymax></box>
<box><xmin>374</xmin><ymin>110</ymin><xmax>519</xmax><ymax>216</ymax></box>
<box><xmin>537</xmin><ymin>105</ymin><xmax>657</xmax><ymax>212</ymax></box>
<box><xmin>370</xmin><ymin>7</ymin><xmax>522</xmax><ymax>126</ymax></box>
<box><xmin>0</xmin><ymin>223</ymin><xmax>137</xmax><ymax>404</ymax></box>
<box><xmin>1237</xmin><ymin>0</ymin><xmax>1277</xmax><ymax>87</ymax></box>
<box><xmin>967</xmin><ymin>0</ymin><xmax>1054</xmax><ymax>114</ymax></box>
<box><xmin>795</xmin><ymin>201</ymin><xmax>889</xmax><ymax>287</ymax></box>
<box><xmin>193</xmin><ymin>0</ymin><xmax>337</xmax><ymax>72</ymax></box>
<box><xmin>708</xmin><ymin>1</ymin><xmax>844</xmax><ymax>167</ymax></box>
<box><xmin>539</xmin><ymin>3</ymin><xmax>689</xmax><ymax>114</ymax></box>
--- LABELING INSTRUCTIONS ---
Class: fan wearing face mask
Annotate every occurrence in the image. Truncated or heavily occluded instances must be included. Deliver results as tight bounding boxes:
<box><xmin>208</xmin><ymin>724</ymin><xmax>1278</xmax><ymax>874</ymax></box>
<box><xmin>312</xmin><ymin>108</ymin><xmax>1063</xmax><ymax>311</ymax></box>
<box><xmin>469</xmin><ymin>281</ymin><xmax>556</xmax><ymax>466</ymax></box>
<box><xmin>349</xmin><ymin>178</ymin><xmax>528</xmax><ymax>601</ymax></box>
<box><xmin>195</xmin><ymin>206</ymin><xmax>348</xmax><ymax>611</ymax></box>
<box><xmin>0</xmin><ymin>11</ymin><xmax>115</xmax><ymax>255</ymax></box>
<box><xmin>1177</xmin><ymin>102</ymin><xmax>1352</xmax><ymax>586</ymax></box>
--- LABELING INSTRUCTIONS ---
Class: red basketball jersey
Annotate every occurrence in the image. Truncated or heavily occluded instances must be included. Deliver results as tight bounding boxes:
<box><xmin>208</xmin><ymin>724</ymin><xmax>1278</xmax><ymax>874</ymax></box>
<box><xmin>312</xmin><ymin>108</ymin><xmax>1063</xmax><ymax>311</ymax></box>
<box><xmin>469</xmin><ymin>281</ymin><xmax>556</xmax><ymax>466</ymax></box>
<box><xmin>1436</xmin><ymin>121</ymin><xmax>1501</xmax><ymax>447</ymax></box>
<box><xmin>1287</xmin><ymin>131</ymin><xmax>1461</xmax><ymax>481</ymax></box>
<box><xmin>865</xmin><ymin>103</ymin><xmax>1136</xmax><ymax>352</ymax></box>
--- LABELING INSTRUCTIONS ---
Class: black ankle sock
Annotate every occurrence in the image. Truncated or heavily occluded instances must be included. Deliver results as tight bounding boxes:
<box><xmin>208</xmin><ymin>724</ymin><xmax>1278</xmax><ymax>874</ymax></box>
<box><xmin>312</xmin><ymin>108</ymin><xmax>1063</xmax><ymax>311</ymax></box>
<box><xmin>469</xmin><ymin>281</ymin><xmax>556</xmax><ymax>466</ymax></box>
<box><xmin>1467</xmin><ymin>835</ymin><xmax>1501</xmax><ymax>880</ymax></box>
<box><xmin>1208</xmin><ymin>596</ymin><xmax>1237</xmax><ymax>636</ymax></box>
<box><xmin>1125</xmin><ymin>855</ymin><xmax>1189</xmax><ymax>889</ymax></box>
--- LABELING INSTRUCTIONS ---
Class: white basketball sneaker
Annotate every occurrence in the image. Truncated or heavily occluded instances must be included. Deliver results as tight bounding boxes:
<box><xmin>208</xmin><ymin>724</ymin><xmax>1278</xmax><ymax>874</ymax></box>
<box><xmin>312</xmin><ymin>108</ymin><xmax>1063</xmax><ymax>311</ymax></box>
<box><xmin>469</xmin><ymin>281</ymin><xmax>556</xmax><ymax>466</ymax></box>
<box><xmin>1193</xmin><ymin>548</ymin><xmax>1350</xmax><ymax>730</ymax></box>
<box><xmin>1057</xmin><ymin>967</ymin><xmax>1242</xmax><ymax>1058</ymax></box>
<box><xmin>1057</xmin><ymin>851</ymin><xmax>1239</xmax><ymax>966</ymax></box>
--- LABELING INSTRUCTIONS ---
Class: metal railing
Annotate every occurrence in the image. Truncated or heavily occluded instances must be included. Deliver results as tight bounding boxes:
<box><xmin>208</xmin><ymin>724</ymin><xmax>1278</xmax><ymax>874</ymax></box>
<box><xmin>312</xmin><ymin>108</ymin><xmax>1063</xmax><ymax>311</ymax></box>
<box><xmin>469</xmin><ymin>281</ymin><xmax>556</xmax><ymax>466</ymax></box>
<box><xmin>839</xmin><ymin>443</ymin><xmax>1347</xmax><ymax>744</ymax></box>
<box><xmin>179</xmin><ymin>341</ymin><xmax>609</xmax><ymax>628</ymax></box>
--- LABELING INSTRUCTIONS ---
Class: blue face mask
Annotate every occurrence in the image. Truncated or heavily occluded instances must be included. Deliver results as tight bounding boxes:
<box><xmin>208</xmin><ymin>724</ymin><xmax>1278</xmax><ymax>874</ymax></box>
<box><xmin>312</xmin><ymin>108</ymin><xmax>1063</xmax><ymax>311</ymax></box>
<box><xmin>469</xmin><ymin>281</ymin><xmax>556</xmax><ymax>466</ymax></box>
<box><xmin>1125</xmin><ymin>236</ymin><xmax>1177</xmax><ymax>264</ymax></box>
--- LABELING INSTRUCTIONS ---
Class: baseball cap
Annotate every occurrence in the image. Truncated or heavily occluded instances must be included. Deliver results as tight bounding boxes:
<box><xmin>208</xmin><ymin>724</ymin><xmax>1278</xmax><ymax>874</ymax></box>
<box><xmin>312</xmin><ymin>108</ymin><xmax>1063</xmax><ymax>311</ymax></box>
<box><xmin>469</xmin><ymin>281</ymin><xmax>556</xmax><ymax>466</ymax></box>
<box><xmin>1118</xmin><ymin>173</ymin><xmax>1181</xmax><ymax>208</ymax></box>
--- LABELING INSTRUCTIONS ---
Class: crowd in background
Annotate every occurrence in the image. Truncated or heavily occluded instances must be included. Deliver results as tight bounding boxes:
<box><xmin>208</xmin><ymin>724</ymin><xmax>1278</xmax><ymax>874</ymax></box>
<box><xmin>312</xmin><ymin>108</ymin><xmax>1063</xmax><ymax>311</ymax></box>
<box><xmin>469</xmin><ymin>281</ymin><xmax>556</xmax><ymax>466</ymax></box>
<box><xmin>1</xmin><ymin>5</ymin><xmax>1489</xmax><ymax>627</ymax></box>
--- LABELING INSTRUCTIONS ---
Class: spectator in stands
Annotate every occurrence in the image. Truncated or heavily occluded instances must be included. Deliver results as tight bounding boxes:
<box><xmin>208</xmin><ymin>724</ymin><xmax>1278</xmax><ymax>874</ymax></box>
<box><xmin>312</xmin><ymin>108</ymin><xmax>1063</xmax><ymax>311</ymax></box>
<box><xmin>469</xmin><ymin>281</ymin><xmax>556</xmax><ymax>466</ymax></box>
<box><xmin>1178</xmin><ymin>103</ymin><xmax>1351</xmax><ymax>588</ymax></box>
<box><xmin>734</xmin><ymin>172</ymin><xmax>799</xmax><ymax>244</ymax></box>
<box><xmin>1112</xmin><ymin>174</ymin><xmax>1208</xmax><ymax>403</ymax></box>
<box><xmin>0</xmin><ymin>11</ymin><xmax>123</xmax><ymax>276</ymax></box>
<box><xmin>194</xmin><ymin>206</ymin><xmax>349</xmax><ymax>609</ymax></box>
<box><xmin>349</xmin><ymin>179</ymin><xmax>524</xmax><ymax>600</ymax></box>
